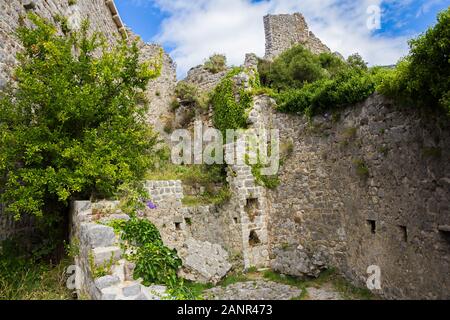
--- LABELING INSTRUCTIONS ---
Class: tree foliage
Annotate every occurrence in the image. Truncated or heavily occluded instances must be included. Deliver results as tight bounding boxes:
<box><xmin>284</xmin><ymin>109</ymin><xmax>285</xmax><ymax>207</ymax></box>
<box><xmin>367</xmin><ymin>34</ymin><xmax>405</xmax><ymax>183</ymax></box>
<box><xmin>276</xmin><ymin>68</ymin><xmax>379</xmax><ymax>116</ymax></box>
<box><xmin>259</xmin><ymin>44</ymin><xmax>379</xmax><ymax>116</ymax></box>
<box><xmin>258</xmin><ymin>45</ymin><xmax>351</xmax><ymax>91</ymax></box>
<box><xmin>378</xmin><ymin>7</ymin><xmax>450</xmax><ymax>113</ymax></box>
<box><xmin>204</xmin><ymin>54</ymin><xmax>227</xmax><ymax>74</ymax></box>
<box><xmin>0</xmin><ymin>14</ymin><xmax>161</xmax><ymax>229</ymax></box>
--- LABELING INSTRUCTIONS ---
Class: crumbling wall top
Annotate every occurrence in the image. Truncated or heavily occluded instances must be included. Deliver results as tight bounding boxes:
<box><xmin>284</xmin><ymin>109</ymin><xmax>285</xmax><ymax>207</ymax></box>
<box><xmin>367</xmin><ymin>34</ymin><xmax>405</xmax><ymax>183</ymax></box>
<box><xmin>264</xmin><ymin>12</ymin><xmax>330</xmax><ymax>60</ymax></box>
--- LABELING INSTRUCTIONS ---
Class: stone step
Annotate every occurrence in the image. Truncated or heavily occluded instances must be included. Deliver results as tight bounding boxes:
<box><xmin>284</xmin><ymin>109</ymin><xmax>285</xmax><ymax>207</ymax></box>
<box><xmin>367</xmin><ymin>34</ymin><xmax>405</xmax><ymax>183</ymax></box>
<box><xmin>95</xmin><ymin>275</ymin><xmax>120</xmax><ymax>290</ymax></box>
<box><xmin>80</xmin><ymin>223</ymin><xmax>117</xmax><ymax>248</ymax></box>
<box><xmin>92</xmin><ymin>246</ymin><xmax>122</xmax><ymax>266</ymax></box>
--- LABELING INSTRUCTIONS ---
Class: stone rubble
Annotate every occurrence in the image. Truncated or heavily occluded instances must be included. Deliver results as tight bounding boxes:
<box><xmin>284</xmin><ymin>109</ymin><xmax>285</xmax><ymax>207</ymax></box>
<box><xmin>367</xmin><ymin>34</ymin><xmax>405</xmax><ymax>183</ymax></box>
<box><xmin>178</xmin><ymin>239</ymin><xmax>232</xmax><ymax>284</ymax></box>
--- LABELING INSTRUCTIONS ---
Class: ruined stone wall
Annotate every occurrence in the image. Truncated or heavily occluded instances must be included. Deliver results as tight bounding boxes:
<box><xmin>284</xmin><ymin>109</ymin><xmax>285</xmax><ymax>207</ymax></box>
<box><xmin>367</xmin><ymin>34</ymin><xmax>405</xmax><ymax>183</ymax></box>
<box><xmin>0</xmin><ymin>0</ymin><xmax>123</xmax><ymax>90</ymax></box>
<box><xmin>143</xmin><ymin>179</ymin><xmax>242</xmax><ymax>260</ymax></box>
<box><xmin>263</xmin><ymin>93</ymin><xmax>450</xmax><ymax>299</ymax></box>
<box><xmin>184</xmin><ymin>65</ymin><xmax>229</xmax><ymax>93</ymax></box>
<box><xmin>69</xmin><ymin>200</ymin><xmax>168</xmax><ymax>300</ymax></box>
<box><xmin>264</xmin><ymin>13</ymin><xmax>330</xmax><ymax>59</ymax></box>
<box><xmin>0</xmin><ymin>204</ymin><xmax>35</xmax><ymax>242</ymax></box>
<box><xmin>137</xmin><ymin>41</ymin><xmax>177</xmax><ymax>137</ymax></box>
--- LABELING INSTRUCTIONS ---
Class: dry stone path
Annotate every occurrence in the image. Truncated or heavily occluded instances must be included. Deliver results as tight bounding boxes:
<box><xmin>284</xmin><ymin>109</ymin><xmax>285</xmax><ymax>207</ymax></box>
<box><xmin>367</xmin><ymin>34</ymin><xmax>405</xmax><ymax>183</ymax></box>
<box><xmin>304</xmin><ymin>284</ymin><xmax>343</xmax><ymax>300</ymax></box>
<box><xmin>203</xmin><ymin>280</ymin><xmax>302</xmax><ymax>300</ymax></box>
<box><xmin>203</xmin><ymin>279</ymin><xmax>344</xmax><ymax>300</ymax></box>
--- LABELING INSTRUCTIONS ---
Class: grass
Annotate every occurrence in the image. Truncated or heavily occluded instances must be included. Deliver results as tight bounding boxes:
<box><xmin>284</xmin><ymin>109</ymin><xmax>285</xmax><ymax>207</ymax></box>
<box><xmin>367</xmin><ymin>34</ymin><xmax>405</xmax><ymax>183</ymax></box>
<box><xmin>0</xmin><ymin>257</ymin><xmax>75</xmax><ymax>300</ymax></box>
<box><xmin>340</xmin><ymin>127</ymin><xmax>358</xmax><ymax>147</ymax></box>
<box><xmin>353</xmin><ymin>159</ymin><xmax>370</xmax><ymax>180</ymax></box>
<box><xmin>147</xmin><ymin>154</ymin><xmax>231</xmax><ymax>206</ymax></box>
<box><xmin>184</xmin><ymin>281</ymin><xmax>214</xmax><ymax>298</ymax></box>
<box><xmin>147</xmin><ymin>162</ymin><xmax>225</xmax><ymax>186</ymax></box>
<box><xmin>181</xmin><ymin>187</ymin><xmax>231</xmax><ymax>207</ymax></box>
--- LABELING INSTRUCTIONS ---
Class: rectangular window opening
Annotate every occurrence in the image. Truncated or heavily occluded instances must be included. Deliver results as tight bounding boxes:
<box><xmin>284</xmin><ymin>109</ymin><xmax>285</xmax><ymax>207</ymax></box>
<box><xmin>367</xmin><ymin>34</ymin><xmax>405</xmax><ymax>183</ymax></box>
<box><xmin>399</xmin><ymin>225</ymin><xmax>408</xmax><ymax>242</ymax></box>
<box><xmin>367</xmin><ymin>220</ymin><xmax>376</xmax><ymax>234</ymax></box>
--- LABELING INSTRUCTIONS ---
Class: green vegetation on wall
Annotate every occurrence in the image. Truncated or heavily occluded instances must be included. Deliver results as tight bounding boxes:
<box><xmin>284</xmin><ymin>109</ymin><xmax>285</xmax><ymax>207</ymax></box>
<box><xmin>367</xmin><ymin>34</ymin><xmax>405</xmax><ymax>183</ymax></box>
<box><xmin>110</xmin><ymin>218</ymin><xmax>197</xmax><ymax>299</ymax></box>
<box><xmin>147</xmin><ymin>147</ymin><xmax>231</xmax><ymax>206</ymax></box>
<box><xmin>204</xmin><ymin>54</ymin><xmax>227</xmax><ymax>74</ymax></box>
<box><xmin>211</xmin><ymin>67</ymin><xmax>253</xmax><ymax>135</ymax></box>
<box><xmin>378</xmin><ymin>8</ymin><xmax>450</xmax><ymax>114</ymax></box>
<box><xmin>259</xmin><ymin>44</ymin><xmax>382</xmax><ymax>117</ymax></box>
<box><xmin>261</xmin><ymin>8</ymin><xmax>450</xmax><ymax>118</ymax></box>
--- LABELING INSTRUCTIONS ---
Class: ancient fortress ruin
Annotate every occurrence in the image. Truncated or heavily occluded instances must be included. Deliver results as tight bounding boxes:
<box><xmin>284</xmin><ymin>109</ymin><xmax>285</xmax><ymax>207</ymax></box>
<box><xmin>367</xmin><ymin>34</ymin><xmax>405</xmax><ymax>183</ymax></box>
<box><xmin>0</xmin><ymin>1</ymin><xmax>449</xmax><ymax>300</ymax></box>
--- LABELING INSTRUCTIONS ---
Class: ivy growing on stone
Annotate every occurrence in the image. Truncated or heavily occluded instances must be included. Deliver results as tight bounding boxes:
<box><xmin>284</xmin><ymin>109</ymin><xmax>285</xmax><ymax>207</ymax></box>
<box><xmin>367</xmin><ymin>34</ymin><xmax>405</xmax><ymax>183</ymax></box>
<box><xmin>211</xmin><ymin>67</ymin><xmax>253</xmax><ymax>135</ymax></box>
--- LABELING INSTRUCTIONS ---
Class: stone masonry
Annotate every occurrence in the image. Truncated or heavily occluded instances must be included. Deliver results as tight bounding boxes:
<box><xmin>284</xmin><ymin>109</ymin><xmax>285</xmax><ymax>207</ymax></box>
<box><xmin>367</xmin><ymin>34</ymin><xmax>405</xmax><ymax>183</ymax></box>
<box><xmin>2</xmin><ymin>1</ymin><xmax>450</xmax><ymax>300</ymax></box>
<box><xmin>70</xmin><ymin>200</ymin><xmax>168</xmax><ymax>300</ymax></box>
<box><xmin>264</xmin><ymin>13</ymin><xmax>331</xmax><ymax>59</ymax></box>
<box><xmin>0</xmin><ymin>0</ymin><xmax>123</xmax><ymax>90</ymax></box>
<box><xmin>184</xmin><ymin>64</ymin><xmax>229</xmax><ymax>93</ymax></box>
<box><xmin>262</xmin><ymin>93</ymin><xmax>450</xmax><ymax>299</ymax></box>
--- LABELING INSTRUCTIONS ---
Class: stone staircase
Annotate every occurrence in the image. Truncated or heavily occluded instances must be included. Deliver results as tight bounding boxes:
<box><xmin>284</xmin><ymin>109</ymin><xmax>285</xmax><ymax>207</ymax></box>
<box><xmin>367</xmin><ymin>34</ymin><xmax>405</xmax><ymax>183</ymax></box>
<box><xmin>71</xmin><ymin>201</ymin><xmax>168</xmax><ymax>300</ymax></box>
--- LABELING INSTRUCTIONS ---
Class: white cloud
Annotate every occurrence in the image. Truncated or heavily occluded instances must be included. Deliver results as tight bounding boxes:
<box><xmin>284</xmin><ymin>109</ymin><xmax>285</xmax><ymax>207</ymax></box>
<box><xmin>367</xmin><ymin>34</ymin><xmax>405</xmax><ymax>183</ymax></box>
<box><xmin>150</xmin><ymin>0</ymin><xmax>410</xmax><ymax>77</ymax></box>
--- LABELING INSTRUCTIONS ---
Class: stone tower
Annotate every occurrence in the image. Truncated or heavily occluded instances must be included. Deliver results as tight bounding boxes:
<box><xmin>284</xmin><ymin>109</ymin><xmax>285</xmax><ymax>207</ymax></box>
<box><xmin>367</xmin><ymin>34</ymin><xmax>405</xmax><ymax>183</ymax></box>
<box><xmin>263</xmin><ymin>13</ymin><xmax>330</xmax><ymax>59</ymax></box>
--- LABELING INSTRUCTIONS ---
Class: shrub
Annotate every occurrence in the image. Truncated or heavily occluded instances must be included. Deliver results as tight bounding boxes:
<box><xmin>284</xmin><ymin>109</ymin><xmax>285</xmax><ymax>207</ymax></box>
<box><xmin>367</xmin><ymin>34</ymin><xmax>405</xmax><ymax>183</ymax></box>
<box><xmin>260</xmin><ymin>45</ymin><xmax>327</xmax><ymax>91</ymax></box>
<box><xmin>353</xmin><ymin>159</ymin><xmax>370</xmax><ymax>180</ymax></box>
<box><xmin>133</xmin><ymin>242</ymin><xmax>182</xmax><ymax>287</ymax></box>
<box><xmin>377</xmin><ymin>8</ymin><xmax>450</xmax><ymax>113</ymax></box>
<box><xmin>204</xmin><ymin>54</ymin><xmax>227</xmax><ymax>74</ymax></box>
<box><xmin>170</xmin><ymin>98</ymin><xmax>181</xmax><ymax>111</ymax></box>
<box><xmin>276</xmin><ymin>67</ymin><xmax>377</xmax><ymax>116</ymax></box>
<box><xmin>0</xmin><ymin>14</ymin><xmax>161</xmax><ymax>254</ymax></box>
<box><xmin>175</xmin><ymin>81</ymin><xmax>199</xmax><ymax>104</ymax></box>
<box><xmin>112</xmin><ymin>218</ymin><xmax>198</xmax><ymax>299</ymax></box>
<box><xmin>347</xmin><ymin>53</ymin><xmax>368</xmax><ymax>71</ymax></box>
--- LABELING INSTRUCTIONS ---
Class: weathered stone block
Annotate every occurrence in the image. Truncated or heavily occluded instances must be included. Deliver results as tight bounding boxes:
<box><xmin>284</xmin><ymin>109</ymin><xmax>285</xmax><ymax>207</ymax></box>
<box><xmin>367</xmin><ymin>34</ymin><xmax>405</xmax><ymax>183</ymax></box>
<box><xmin>122</xmin><ymin>283</ymin><xmax>141</xmax><ymax>297</ymax></box>
<box><xmin>92</xmin><ymin>246</ymin><xmax>122</xmax><ymax>266</ymax></box>
<box><xmin>95</xmin><ymin>275</ymin><xmax>120</xmax><ymax>290</ymax></box>
<box><xmin>80</xmin><ymin>223</ymin><xmax>116</xmax><ymax>248</ymax></box>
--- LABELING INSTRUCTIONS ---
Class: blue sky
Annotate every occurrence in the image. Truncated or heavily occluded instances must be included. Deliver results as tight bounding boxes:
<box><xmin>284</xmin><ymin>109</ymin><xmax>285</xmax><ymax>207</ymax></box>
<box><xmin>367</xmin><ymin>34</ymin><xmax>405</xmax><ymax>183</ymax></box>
<box><xmin>115</xmin><ymin>0</ymin><xmax>449</xmax><ymax>77</ymax></box>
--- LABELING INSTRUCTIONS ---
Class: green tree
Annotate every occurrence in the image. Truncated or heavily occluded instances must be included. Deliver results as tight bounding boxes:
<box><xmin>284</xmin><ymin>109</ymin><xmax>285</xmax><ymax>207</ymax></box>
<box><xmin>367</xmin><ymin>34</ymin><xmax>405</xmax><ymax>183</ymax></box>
<box><xmin>346</xmin><ymin>53</ymin><xmax>368</xmax><ymax>71</ymax></box>
<box><xmin>204</xmin><ymin>54</ymin><xmax>227</xmax><ymax>74</ymax></box>
<box><xmin>378</xmin><ymin>8</ymin><xmax>450</xmax><ymax>113</ymax></box>
<box><xmin>262</xmin><ymin>45</ymin><xmax>327</xmax><ymax>91</ymax></box>
<box><xmin>0</xmin><ymin>14</ymin><xmax>161</xmax><ymax>254</ymax></box>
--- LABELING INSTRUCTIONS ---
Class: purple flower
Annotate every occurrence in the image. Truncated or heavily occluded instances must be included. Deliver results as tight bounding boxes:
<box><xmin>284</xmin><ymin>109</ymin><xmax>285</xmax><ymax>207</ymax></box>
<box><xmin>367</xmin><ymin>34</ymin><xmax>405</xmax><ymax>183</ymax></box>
<box><xmin>146</xmin><ymin>200</ymin><xmax>157</xmax><ymax>210</ymax></box>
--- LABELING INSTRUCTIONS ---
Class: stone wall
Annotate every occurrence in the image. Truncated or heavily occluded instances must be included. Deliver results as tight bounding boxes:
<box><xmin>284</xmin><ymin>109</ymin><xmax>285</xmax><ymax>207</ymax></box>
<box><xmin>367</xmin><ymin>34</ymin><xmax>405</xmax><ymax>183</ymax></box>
<box><xmin>0</xmin><ymin>0</ymin><xmax>123</xmax><ymax>90</ymax></box>
<box><xmin>138</xmin><ymin>41</ymin><xmax>177</xmax><ymax>137</ymax></box>
<box><xmin>184</xmin><ymin>65</ymin><xmax>229</xmax><ymax>93</ymax></box>
<box><xmin>264</xmin><ymin>13</ymin><xmax>330</xmax><ymax>60</ymax></box>
<box><xmin>143</xmin><ymin>180</ymin><xmax>233</xmax><ymax>284</ymax></box>
<box><xmin>262</xmin><ymin>93</ymin><xmax>450</xmax><ymax>299</ymax></box>
<box><xmin>0</xmin><ymin>204</ymin><xmax>35</xmax><ymax>242</ymax></box>
<box><xmin>69</xmin><ymin>200</ymin><xmax>169</xmax><ymax>300</ymax></box>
